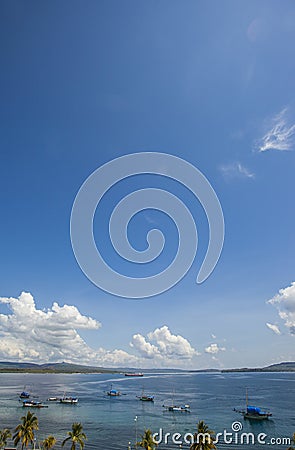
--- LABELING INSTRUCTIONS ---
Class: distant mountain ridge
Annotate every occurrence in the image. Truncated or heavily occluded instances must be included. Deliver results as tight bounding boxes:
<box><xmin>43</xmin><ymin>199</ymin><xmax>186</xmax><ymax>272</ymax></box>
<box><xmin>0</xmin><ymin>361</ymin><xmax>294</xmax><ymax>373</ymax></box>
<box><xmin>0</xmin><ymin>361</ymin><xmax>117</xmax><ymax>373</ymax></box>
<box><xmin>222</xmin><ymin>361</ymin><xmax>295</xmax><ymax>372</ymax></box>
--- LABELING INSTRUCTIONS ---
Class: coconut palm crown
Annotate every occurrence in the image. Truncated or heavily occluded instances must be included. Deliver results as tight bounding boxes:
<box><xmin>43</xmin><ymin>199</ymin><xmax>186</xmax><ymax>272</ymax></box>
<box><xmin>0</xmin><ymin>429</ymin><xmax>12</xmax><ymax>449</ymax></box>
<box><xmin>13</xmin><ymin>411</ymin><xmax>39</xmax><ymax>449</ymax></box>
<box><xmin>137</xmin><ymin>429</ymin><xmax>158</xmax><ymax>450</ymax></box>
<box><xmin>41</xmin><ymin>435</ymin><xmax>57</xmax><ymax>450</ymax></box>
<box><xmin>190</xmin><ymin>420</ymin><xmax>216</xmax><ymax>450</ymax></box>
<box><xmin>62</xmin><ymin>423</ymin><xmax>87</xmax><ymax>450</ymax></box>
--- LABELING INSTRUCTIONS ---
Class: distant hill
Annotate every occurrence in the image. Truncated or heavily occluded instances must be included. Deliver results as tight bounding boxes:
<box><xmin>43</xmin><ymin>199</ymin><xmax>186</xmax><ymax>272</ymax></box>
<box><xmin>0</xmin><ymin>361</ymin><xmax>118</xmax><ymax>373</ymax></box>
<box><xmin>0</xmin><ymin>361</ymin><xmax>294</xmax><ymax>374</ymax></box>
<box><xmin>222</xmin><ymin>361</ymin><xmax>295</xmax><ymax>373</ymax></box>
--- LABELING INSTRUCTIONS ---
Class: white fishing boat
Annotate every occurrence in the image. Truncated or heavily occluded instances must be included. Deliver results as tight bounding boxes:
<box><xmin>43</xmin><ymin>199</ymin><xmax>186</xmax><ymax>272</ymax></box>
<box><xmin>162</xmin><ymin>390</ymin><xmax>190</xmax><ymax>412</ymax></box>
<box><xmin>60</xmin><ymin>392</ymin><xmax>78</xmax><ymax>404</ymax></box>
<box><xmin>163</xmin><ymin>404</ymin><xmax>190</xmax><ymax>412</ymax></box>
<box><xmin>23</xmin><ymin>400</ymin><xmax>48</xmax><ymax>408</ymax></box>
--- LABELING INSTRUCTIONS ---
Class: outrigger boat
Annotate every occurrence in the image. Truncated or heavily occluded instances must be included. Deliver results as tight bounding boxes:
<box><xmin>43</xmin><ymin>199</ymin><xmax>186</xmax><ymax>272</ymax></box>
<box><xmin>107</xmin><ymin>385</ymin><xmax>121</xmax><ymax>396</ymax></box>
<box><xmin>19</xmin><ymin>387</ymin><xmax>30</xmax><ymax>399</ymax></box>
<box><xmin>163</xmin><ymin>404</ymin><xmax>190</xmax><ymax>412</ymax></box>
<box><xmin>234</xmin><ymin>389</ymin><xmax>272</xmax><ymax>421</ymax></box>
<box><xmin>60</xmin><ymin>396</ymin><xmax>78</xmax><ymax>404</ymax></box>
<box><xmin>60</xmin><ymin>392</ymin><xmax>78</xmax><ymax>404</ymax></box>
<box><xmin>162</xmin><ymin>389</ymin><xmax>190</xmax><ymax>412</ymax></box>
<box><xmin>137</xmin><ymin>389</ymin><xmax>154</xmax><ymax>402</ymax></box>
<box><xmin>23</xmin><ymin>401</ymin><xmax>48</xmax><ymax>408</ymax></box>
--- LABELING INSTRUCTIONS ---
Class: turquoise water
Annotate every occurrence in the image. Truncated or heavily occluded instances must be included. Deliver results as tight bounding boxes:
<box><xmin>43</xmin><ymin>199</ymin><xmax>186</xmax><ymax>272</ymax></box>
<box><xmin>0</xmin><ymin>372</ymin><xmax>294</xmax><ymax>449</ymax></box>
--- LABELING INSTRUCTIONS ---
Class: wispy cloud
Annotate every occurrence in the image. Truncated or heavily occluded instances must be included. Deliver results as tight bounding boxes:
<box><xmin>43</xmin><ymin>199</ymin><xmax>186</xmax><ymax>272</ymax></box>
<box><xmin>257</xmin><ymin>108</ymin><xmax>295</xmax><ymax>152</ymax></box>
<box><xmin>266</xmin><ymin>322</ymin><xmax>281</xmax><ymax>335</ymax></box>
<box><xmin>219</xmin><ymin>162</ymin><xmax>255</xmax><ymax>180</ymax></box>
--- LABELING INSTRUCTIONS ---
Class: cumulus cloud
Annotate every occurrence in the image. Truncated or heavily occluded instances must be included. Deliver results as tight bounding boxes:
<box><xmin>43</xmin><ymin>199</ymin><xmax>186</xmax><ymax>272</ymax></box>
<box><xmin>0</xmin><ymin>292</ymin><xmax>137</xmax><ymax>367</ymax></box>
<box><xmin>130</xmin><ymin>326</ymin><xmax>198</xmax><ymax>361</ymax></box>
<box><xmin>205</xmin><ymin>343</ymin><xmax>226</xmax><ymax>355</ymax></box>
<box><xmin>219</xmin><ymin>162</ymin><xmax>255</xmax><ymax>180</ymax></box>
<box><xmin>257</xmin><ymin>108</ymin><xmax>295</xmax><ymax>152</ymax></box>
<box><xmin>131</xmin><ymin>334</ymin><xmax>161</xmax><ymax>359</ymax></box>
<box><xmin>266</xmin><ymin>323</ymin><xmax>281</xmax><ymax>335</ymax></box>
<box><xmin>0</xmin><ymin>292</ymin><xmax>199</xmax><ymax>368</ymax></box>
<box><xmin>267</xmin><ymin>282</ymin><xmax>295</xmax><ymax>335</ymax></box>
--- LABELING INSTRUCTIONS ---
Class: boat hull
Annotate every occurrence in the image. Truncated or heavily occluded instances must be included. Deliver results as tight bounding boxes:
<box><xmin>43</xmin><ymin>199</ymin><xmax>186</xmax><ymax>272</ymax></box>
<box><xmin>60</xmin><ymin>398</ymin><xmax>78</xmax><ymax>404</ymax></box>
<box><xmin>125</xmin><ymin>373</ymin><xmax>143</xmax><ymax>377</ymax></box>
<box><xmin>244</xmin><ymin>413</ymin><xmax>271</xmax><ymax>420</ymax></box>
<box><xmin>23</xmin><ymin>402</ymin><xmax>47</xmax><ymax>408</ymax></box>
<box><xmin>138</xmin><ymin>396</ymin><xmax>154</xmax><ymax>402</ymax></box>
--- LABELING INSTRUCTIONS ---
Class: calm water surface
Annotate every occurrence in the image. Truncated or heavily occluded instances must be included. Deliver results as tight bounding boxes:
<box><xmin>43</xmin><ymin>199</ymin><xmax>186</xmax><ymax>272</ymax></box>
<box><xmin>0</xmin><ymin>372</ymin><xmax>294</xmax><ymax>449</ymax></box>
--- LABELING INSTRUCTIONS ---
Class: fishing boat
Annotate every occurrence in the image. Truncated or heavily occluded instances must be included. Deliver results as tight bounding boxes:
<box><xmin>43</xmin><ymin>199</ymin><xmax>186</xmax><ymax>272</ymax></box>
<box><xmin>234</xmin><ymin>389</ymin><xmax>272</xmax><ymax>421</ymax></box>
<box><xmin>60</xmin><ymin>396</ymin><xmax>78</xmax><ymax>404</ymax></box>
<box><xmin>107</xmin><ymin>385</ymin><xmax>121</xmax><ymax>396</ymax></box>
<box><xmin>162</xmin><ymin>389</ymin><xmax>190</xmax><ymax>412</ymax></box>
<box><xmin>163</xmin><ymin>404</ymin><xmax>190</xmax><ymax>412</ymax></box>
<box><xmin>125</xmin><ymin>372</ymin><xmax>143</xmax><ymax>377</ymax></box>
<box><xmin>23</xmin><ymin>401</ymin><xmax>48</xmax><ymax>408</ymax></box>
<box><xmin>243</xmin><ymin>406</ymin><xmax>272</xmax><ymax>420</ymax></box>
<box><xmin>137</xmin><ymin>389</ymin><xmax>154</xmax><ymax>402</ymax></box>
<box><xmin>47</xmin><ymin>397</ymin><xmax>59</xmax><ymax>401</ymax></box>
<box><xmin>125</xmin><ymin>372</ymin><xmax>144</xmax><ymax>377</ymax></box>
<box><xmin>19</xmin><ymin>389</ymin><xmax>30</xmax><ymax>399</ymax></box>
<box><xmin>60</xmin><ymin>392</ymin><xmax>78</xmax><ymax>404</ymax></box>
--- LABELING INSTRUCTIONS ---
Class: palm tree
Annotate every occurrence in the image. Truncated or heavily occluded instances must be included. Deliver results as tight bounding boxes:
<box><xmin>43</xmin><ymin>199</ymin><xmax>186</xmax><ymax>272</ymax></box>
<box><xmin>62</xmin><ymin>423</ymin><xmax>87</xmax><ymax>450</ymax></box>
<box><xmin>0</xmin><ymin>429</ymin><xmax>12</xmax><ymax>449</ymax></box>
<box><xmin>13</xmin><ymin>411</ymin><xmax>39</xmax><ymax>449</ymax></box>
<box><xmin>287</xmin><ymin>432</ymin><xmax>295</xmax><ymax>450</ymax></box>
<box><xmin>41</xmin><ymin>435</ymin><xmax>57</xmax><ymax>450</ymax></box>
<box><xmin>137</xmin><ymin>429</ymin><xmax>158</xmax><ymax>450</ymax></box>
<box><xmin>190</xmin><ymin>420</ymin><xmax>216</xmax><ymax>450</ymax></box>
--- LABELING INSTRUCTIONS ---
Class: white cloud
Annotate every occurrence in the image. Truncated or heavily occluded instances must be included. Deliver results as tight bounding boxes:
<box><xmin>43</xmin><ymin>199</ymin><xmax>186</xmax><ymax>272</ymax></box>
<box><xmin>130</xmin><ymin>334</ymin><xmax>160</xmax><ymax>359</ymax></box>
<box><xmin>0</xmin><ymin>292</ymin><xmax>137</xmax><ymax>367</ymax></box>
<box><xmin>131</xmin><ymin>325</ymin><xmax>198</xmax><ymax>361</ymax></box>
<box><xmin>205</xmin><ymin>343</ymin><xmax>226</xmax><ymax>355</ymax></box>
<box><xmin>266</xmin><ymin>323</ymin><xmax>281</xmax><ymax>335</ymax></box>
<box><xmin>0</xmin><ymin>292</ymin><xmax>199</xmax><ymax>368</ymax></box>
<box><xmin>220</xmin><ymin>162</ymin><xmax>255</xmax><ymax>180</ymax></box>
<box><xmin>257</xmin><ymin>108</ymin><xmax>295</xmax><ymax>152</ymax></box>
<box><xmin>267</xmin><ymin>282</ymin><xmax>295</xmax><ymax>336</ymax></box>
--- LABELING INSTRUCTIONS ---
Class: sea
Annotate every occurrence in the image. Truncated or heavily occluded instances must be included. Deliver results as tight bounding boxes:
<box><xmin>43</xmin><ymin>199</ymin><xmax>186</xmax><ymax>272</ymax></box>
<box><xmin>0</xmin><ymin>371</ymin><xmax>294</xmax><ymax>449</ymax></box>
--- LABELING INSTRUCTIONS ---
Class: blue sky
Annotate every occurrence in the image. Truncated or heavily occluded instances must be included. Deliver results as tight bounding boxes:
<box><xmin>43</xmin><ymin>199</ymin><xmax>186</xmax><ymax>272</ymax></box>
<box><xmin>1</xmin><ymin>0</ymin><xmax>295</xmax><ymax>369</ymax></box>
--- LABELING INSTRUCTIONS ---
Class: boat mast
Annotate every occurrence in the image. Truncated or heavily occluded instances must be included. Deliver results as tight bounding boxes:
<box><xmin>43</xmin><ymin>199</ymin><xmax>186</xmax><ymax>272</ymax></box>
<box><xmin>246</xmin><ymin>388</ymin><xmax>248</xmax><ymax>409</ymax></box>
